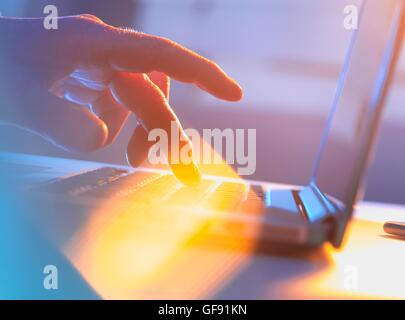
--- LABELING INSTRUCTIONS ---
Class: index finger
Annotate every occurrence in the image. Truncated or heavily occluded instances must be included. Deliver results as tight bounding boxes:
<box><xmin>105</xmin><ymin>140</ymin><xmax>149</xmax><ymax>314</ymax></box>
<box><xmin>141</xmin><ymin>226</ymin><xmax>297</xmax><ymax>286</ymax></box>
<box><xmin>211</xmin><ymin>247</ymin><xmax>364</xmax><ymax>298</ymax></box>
<box><xmin>102</xmin><ymin>29</ymin><xmax>243</xmax><ymax>101</ymax></box>
<box><xmin>110</xmin><ymin>72</ymin><xmax>201</xmax><ymax>187</ymax></box>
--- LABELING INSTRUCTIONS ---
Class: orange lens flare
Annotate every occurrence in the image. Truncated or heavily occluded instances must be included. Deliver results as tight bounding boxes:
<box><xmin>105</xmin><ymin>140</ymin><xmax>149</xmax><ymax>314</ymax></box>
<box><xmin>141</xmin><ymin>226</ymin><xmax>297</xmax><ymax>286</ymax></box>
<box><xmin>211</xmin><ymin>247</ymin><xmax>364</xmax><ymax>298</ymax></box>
<box><xmin>64</xmin><ymin>139</ymin><xmax>261</xmax><ymax>299</ymax></box>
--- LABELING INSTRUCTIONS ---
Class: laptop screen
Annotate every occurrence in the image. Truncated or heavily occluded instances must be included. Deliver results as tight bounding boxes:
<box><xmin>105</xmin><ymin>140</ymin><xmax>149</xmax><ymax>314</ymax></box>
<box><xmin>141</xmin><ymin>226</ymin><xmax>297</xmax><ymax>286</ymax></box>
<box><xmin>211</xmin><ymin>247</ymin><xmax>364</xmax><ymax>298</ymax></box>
<box><xmin>312</xmin><ymin>0</ymin><xmax>405</xmax><ymax>209</ymax></box>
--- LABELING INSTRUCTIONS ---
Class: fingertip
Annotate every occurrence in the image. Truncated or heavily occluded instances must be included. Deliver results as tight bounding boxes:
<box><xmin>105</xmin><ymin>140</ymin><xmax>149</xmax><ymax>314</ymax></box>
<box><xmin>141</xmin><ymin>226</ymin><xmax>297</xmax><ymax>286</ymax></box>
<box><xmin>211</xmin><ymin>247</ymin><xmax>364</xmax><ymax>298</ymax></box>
<box><xmin>78</xmin><ymin>120</ymin><xmax>109</xmax><ymax>152</ymax></box>
<box><xmin>54</xmin><ymin>120</ymin><xmax>108</xmax><ymax>152</ymax></box>
<box><xmin>170</xmin><ymin>162</ymin><xmax>201</xmax><ymax>187</ymax></box>
<box><xmin>212</xmin><ymin>62</ymin><xmax>243</xmax><ymax>101</ymax></box>
<box><xmin>197</xmin><ymin>76</ymin><xmax>243</xmax><ymax>102</ymax></box>
<box><xmin>126</xmin><ymin>150</ymin><xmax>142</xmax><ymax>168</ymax></box>
<box><xmin>227</xmin><ymin>80</ymin><xmax>243</xmax><ymax>102</ymax></box>
<box><xmin>126</xmin><ymin>125</ymin><xmax>151</xmax><ymax>167</ymax></box>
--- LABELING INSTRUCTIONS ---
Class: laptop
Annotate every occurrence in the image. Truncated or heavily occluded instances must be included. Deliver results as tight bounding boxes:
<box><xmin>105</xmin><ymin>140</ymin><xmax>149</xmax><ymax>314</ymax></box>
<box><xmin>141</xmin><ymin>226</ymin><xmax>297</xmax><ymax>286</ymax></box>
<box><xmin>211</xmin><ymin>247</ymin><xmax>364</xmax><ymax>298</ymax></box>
<box><xmin>1</xmin><ymin>0</ymin><xmax>404</xmax><ymax>254</ymax></box>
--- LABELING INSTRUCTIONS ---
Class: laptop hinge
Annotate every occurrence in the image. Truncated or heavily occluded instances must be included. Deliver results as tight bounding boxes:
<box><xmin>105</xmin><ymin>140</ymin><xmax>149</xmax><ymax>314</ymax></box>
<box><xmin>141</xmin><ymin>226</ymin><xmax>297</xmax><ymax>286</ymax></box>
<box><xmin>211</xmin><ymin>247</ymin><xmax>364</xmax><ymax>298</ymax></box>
<box><xmin>298</xmin><ymin>183</ymin><xmax>337</xmax><ymax>223</ymax></box>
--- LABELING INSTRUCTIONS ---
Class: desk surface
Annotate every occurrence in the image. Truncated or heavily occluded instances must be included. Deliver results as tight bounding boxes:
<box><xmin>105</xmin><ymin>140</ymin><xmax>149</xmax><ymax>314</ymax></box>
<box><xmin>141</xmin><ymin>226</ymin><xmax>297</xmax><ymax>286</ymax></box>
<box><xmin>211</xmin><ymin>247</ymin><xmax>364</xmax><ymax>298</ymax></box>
<box><xmin>59</xmin><ymin>202</ymin><xmax>405</xmax><ymax>300</ymax></box>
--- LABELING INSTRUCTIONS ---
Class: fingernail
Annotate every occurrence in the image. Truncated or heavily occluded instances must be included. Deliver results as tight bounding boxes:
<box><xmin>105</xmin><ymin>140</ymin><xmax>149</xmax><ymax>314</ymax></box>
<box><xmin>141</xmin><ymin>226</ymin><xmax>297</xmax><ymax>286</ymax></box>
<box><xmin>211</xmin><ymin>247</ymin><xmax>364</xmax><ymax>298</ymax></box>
<box><xmin>170</xmin><ymin>162</ymin><xmax>201</xmax><ymax>187</ymax></box>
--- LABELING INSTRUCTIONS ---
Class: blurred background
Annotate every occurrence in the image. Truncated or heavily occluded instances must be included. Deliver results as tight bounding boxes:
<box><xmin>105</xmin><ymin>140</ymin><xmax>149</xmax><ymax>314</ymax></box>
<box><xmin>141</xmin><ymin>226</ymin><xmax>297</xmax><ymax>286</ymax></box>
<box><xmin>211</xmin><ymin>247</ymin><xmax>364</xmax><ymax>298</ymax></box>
<box><xmin>1</xmin><ymin>0</ymin><xmax>405</xmax><ymax>205</ymax></box>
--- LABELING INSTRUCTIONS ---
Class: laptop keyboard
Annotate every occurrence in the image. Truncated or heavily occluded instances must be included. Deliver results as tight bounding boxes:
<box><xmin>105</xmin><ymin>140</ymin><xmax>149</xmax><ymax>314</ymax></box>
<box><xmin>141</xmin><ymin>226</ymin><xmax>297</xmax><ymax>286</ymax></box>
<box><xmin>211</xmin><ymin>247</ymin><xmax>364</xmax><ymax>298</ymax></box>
<box><xmin>34</xmin><ymin>167</ymin><xmax>266</xmax><ymax>212</ymax></box>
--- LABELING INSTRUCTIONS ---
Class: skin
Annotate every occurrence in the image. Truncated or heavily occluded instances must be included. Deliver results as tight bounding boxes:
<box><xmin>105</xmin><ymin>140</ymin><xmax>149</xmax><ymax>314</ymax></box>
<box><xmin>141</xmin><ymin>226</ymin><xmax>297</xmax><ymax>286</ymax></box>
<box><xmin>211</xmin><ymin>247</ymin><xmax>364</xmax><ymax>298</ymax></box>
<box><xmin>0</xmin><ymin>15</ymin><xmax>243</xmax><ymax>186</ymax></box>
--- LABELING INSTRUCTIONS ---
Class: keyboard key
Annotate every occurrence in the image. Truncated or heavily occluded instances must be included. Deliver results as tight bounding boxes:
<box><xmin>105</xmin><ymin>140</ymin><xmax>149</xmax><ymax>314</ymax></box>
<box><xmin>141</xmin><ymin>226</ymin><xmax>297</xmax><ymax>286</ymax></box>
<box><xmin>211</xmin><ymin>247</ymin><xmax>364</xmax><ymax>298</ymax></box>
<box><xmin>205</xmin><ymin>181</ymin><xmax>248</xmax><ymax>211</ymax></box>
<box><xmin>123</xmin><ymin>174</ymin><xmax>179</xmax><ymax>204</ymax></box>
<box><xmin>75</xmin><ymin>171</ymin><xmax>162</xmax><ymax>198</ymax></box>
<box><xmin>238</xmin><ymin>184</ymin><xmax>266</xmax><ymax>214</ymax></box>
<box><xmin>35</xmin><ymin>167</ymin><xmax>129</xmax><ymax>196</ymax></box>
<box><xmin>164</xmin><ymin>179</ymin><xmax>216</xmax><ymax>206</ymax></box>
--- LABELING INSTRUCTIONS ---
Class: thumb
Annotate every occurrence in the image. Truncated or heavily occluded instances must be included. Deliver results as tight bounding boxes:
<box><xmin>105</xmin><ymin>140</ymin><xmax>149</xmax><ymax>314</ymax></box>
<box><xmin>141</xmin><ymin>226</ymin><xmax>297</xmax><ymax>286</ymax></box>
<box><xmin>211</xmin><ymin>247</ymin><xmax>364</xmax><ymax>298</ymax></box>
<box><xmin>25</xmin><ymin>91</ymin><xmax>108</xmax><ymax>152</ymax></box>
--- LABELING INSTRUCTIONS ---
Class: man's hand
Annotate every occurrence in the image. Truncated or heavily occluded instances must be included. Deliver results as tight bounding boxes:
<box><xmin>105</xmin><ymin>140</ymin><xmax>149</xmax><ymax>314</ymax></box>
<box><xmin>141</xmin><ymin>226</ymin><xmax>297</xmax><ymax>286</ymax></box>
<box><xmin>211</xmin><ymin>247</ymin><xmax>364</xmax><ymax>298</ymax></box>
<box><xmin>0</xmin><ymin>15</ymin><xmax>243</xmax><ymax>186</ymax></box>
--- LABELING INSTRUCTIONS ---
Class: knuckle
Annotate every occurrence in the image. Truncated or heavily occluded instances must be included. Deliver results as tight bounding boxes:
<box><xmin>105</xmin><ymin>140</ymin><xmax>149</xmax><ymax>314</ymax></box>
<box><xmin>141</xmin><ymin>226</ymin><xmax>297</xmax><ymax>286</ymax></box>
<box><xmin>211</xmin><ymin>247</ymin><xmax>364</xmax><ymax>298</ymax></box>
<box><xmin>75</xmin><ymin>14</ymin><xmax>105</xmax><ymax>24</ymax></box>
